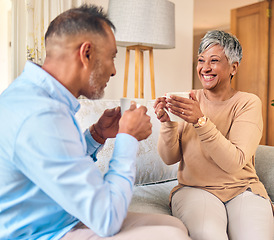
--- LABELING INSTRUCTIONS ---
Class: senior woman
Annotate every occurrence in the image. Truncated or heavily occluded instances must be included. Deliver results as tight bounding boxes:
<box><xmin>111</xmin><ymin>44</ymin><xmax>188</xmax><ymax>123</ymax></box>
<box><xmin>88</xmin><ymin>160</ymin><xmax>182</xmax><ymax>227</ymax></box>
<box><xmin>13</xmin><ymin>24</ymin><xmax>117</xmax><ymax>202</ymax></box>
<box><xmin>154</xmin><ymin>30</ymin><xmax>273</xmax><ymax>240</ymax></box>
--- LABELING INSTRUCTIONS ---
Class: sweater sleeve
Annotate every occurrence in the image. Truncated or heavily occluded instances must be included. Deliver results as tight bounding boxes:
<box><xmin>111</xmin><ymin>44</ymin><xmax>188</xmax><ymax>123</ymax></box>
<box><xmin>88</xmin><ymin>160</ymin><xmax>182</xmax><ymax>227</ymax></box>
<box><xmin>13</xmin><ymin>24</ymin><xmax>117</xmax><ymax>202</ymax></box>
<box><xmin>158</xmin><ymin>121</ymin><xmax>182</xmax><ymax>165</ymax></box>
<box><xmin>194</xmin><ymin>95</ymin><xmax>263</xmax><ymax>173</ymax></box>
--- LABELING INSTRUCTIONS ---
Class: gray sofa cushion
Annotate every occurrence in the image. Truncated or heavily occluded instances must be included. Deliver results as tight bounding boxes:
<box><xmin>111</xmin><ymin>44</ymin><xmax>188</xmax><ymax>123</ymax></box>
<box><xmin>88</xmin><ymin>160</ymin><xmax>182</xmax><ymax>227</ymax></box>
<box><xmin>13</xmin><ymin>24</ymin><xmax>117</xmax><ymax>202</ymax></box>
<box><xmin>255</xmin><ymin>145</ymin><xmax>274</xmax><ymax>202</ymax></box>
<box><xmin>129</xmin><ymin>180</ymin><xmax>178</xmax><ymax>215</ymax></box>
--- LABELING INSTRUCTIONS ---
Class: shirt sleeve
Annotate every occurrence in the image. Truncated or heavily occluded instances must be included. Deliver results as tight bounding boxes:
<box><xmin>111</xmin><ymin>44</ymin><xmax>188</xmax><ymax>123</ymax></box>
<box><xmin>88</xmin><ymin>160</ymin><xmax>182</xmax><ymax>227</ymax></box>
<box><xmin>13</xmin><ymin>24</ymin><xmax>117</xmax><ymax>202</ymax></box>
<box><xmin>84</xmin><ymin>128</ymin><xmax>103</xmax><ymax>162</ymax></box>
<box><xmin>14</xmin><ymin>108</ymin><xmax>138</xmax><ymax>237</ymax></box>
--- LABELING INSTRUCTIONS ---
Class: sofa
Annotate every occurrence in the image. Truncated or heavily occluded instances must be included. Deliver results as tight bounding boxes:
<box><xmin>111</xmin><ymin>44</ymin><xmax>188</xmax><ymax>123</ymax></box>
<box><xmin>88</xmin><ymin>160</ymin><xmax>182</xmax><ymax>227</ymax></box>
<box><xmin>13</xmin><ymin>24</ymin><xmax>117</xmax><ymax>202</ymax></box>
<box><xmin>75</xmin><ymin>99</ymin><xmax>274</xmax><ymax>217</ymax></box>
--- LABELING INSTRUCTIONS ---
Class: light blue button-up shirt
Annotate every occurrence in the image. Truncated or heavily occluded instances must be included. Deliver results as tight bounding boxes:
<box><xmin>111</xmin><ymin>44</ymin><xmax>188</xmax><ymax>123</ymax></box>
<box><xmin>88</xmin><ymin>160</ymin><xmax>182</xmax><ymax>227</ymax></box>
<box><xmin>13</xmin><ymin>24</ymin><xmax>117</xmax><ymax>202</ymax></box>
<box><xmin>0</xmin><ymin>61</ymin><xmax>138</xmax><ymax>239</ymax></box>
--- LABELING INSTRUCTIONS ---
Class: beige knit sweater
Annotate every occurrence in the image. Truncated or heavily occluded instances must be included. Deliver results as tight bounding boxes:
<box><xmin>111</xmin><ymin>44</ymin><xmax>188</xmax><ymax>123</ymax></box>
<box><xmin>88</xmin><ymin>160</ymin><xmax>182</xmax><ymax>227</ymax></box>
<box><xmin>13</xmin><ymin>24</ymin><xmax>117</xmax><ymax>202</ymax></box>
<box><xmin>158</xmin><ymin>89</ymin><xmax>271</xmax><ymax>203</ymax></box>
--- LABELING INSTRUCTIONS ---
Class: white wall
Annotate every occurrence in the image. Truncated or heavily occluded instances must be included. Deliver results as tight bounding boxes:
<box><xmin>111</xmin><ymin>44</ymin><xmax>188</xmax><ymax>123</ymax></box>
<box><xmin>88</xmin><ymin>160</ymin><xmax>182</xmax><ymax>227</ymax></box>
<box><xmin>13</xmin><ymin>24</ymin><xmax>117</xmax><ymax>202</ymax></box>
<box><xmin>10</xmin><ymin>0</ymin><xmax>193</xmax><ymax>100</ymax></box>
<box><xmin>0</xmin><ymin>0</ymin><xmax>12</xmax><ymax>94</ymax></box>
<box><xmin>9</xmin><ymin>0</ymin><xmax>27</xmax><ymax>82</ymax></box>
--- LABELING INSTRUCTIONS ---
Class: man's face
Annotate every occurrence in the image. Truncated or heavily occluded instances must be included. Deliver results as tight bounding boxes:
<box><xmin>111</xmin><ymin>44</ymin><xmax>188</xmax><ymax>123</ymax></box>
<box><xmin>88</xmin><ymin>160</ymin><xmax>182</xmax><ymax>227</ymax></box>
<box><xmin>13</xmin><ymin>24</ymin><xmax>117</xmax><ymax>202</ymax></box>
<box><xmin>81</xmin><ymin>25</ymin><xmax>117</xmax><ymax>99</ymax></box>
<box><xmin>88</xmin><ymin>59</ymin><xmax>105</xmax><ymax>99</ymax></box>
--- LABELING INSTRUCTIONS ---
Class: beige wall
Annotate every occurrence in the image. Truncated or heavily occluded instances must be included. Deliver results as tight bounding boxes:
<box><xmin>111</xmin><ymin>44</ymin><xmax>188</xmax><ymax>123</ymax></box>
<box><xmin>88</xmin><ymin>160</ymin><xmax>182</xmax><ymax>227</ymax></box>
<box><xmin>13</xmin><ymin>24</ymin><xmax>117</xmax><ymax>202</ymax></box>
<box><xmin>8</xmin><ymin>0</ymin><xmax>194</xmax><ymax>100</ymax></box>
<box><xmin>192</xmin><ymin>32</ymin><xmax>205</xmax><ymax>90</ymax></box>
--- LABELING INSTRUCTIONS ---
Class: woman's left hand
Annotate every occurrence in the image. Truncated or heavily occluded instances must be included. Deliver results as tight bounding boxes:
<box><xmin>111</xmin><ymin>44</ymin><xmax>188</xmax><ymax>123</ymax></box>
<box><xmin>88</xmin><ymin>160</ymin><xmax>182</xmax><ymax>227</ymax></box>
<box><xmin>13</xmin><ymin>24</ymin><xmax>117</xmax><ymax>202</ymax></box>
<box><xmin>154</xmin><ymin>96</ymin><xmax>171</xmax><ymax>122</ymax></box>
<box><xmin>166</xmin><ymin>91</ymin><xmax>204</xmax><ymax>124</ymax></box>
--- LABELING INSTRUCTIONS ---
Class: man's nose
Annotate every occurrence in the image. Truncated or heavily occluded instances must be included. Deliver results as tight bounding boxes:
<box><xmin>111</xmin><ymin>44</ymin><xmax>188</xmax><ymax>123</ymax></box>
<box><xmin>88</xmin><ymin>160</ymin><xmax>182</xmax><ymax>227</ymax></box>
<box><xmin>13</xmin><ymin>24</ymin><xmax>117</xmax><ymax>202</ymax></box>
<box><xmin>111</xmin><ymin>65</ymin><xmax>116</xmax><ymax>77</ymax></box>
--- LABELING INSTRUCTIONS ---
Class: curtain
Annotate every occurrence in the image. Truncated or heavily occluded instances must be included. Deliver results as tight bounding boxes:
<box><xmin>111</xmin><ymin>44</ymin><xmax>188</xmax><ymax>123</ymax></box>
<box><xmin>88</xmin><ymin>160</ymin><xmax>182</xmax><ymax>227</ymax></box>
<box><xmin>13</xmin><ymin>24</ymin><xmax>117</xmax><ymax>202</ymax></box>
<box><xmin>25</xmin><ymin>0</ymin><xmax>83</xmax><ymax>65</ymax></box>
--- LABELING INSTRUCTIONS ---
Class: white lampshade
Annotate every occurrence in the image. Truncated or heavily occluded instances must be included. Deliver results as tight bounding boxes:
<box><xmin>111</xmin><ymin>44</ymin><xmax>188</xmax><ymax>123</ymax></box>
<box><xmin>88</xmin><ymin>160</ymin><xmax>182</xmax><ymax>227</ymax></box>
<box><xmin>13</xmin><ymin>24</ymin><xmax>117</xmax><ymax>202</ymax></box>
<box><xmin>108</xmin><ymin>0</ymin><xmax>175</xmax><ymax>49</ymax></box>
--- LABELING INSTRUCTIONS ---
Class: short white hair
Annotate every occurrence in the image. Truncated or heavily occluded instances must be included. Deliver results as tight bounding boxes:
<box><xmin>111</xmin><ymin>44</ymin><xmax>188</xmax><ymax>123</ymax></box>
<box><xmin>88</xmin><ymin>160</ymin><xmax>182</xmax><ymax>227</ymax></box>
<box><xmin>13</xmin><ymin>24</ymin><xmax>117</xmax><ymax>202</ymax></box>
<box><xmin>198</xmin><ymin>30</ymin><xmax>242</xmax><ymax>64</ymax></box>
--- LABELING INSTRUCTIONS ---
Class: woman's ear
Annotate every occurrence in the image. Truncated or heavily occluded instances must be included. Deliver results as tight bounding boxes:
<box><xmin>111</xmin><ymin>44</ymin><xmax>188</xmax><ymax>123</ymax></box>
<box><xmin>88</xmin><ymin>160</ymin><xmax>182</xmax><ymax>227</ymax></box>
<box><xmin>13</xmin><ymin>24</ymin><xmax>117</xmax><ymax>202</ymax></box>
<box><xmin>231</xmin><ymin>61</ymin><xmax>239</xmax><ymax>76</ymax></box>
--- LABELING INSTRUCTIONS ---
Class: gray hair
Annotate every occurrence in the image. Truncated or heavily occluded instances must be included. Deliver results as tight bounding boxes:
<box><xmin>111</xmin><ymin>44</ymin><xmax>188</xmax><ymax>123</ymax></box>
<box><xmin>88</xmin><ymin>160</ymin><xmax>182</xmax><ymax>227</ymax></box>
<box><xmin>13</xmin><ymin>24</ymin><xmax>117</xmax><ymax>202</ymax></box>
<box><xmin>198</xmin><ymin>30</ymin><xmax>242</xmax><ymax>64</ymax></box>
<box><xmin>45</xmin><ymin>4</ymin><xmax>115</xmax><ymax>44</ymax></box>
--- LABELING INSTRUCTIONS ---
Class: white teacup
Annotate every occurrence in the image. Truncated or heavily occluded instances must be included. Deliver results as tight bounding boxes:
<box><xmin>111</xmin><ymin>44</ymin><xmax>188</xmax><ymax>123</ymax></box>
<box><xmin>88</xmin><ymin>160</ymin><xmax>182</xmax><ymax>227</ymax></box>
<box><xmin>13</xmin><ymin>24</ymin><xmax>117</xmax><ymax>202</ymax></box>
<box><xmin>120</xmin><ymin>98</ymin><xmax>146</xmax><ymax>115</ymax></box>
<box><xmin>165</xmin><ymin>91</ymin><xmax>190</xmax><ymax>122</ymax></box>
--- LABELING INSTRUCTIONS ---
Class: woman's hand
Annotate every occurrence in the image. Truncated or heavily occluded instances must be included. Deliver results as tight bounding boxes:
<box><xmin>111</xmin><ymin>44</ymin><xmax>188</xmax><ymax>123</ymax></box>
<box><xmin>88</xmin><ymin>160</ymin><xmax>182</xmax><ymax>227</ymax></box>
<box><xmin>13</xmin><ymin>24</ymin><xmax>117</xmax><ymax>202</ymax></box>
<box><xmin>153</xmin><ymin>96</ymin><xmax>170</xmax><ymax>122</ymax></box>
<box><xmin>166</xmin><ymin>91</ymin><xmax>204</xmax><ymax>124</ymax></box>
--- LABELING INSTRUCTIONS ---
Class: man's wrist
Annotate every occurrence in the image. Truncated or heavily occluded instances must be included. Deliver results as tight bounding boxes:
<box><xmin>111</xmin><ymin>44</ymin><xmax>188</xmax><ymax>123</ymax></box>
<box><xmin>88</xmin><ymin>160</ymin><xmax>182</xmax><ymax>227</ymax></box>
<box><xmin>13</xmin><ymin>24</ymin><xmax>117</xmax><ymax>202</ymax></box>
<box><xmin>89</xmin><ymin>124</ymin><xmax>106</xmax><ymax>144</ymax></box>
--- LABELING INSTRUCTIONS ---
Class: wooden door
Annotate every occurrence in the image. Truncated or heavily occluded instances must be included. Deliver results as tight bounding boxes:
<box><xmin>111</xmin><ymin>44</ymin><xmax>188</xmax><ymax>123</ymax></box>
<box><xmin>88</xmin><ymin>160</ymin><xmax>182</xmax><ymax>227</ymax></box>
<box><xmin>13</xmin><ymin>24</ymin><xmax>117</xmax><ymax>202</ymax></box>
<box><xmin>231</xmin><ymin>1</ymin><xmax>271</xmax><ymax>145</ymax></box>
<box><xmin>269</xmin><ymin>0</ymin><xmax>274</xmax><ymax>146</ymax></box>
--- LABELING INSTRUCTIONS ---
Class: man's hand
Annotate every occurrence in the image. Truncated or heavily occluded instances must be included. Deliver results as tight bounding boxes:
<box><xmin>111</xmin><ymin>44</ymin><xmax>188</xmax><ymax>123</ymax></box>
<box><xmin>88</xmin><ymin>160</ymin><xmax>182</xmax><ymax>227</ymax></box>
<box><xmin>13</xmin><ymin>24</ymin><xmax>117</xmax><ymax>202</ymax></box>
<box><xmin>90</xmin><ymin>107</ymin><xmax>121</xmax><ymax>144</ymax></box>
<box><xmin>118</xmin><ymin>102</ymin><xmax>152</xmax><ymax>141</ymax></box>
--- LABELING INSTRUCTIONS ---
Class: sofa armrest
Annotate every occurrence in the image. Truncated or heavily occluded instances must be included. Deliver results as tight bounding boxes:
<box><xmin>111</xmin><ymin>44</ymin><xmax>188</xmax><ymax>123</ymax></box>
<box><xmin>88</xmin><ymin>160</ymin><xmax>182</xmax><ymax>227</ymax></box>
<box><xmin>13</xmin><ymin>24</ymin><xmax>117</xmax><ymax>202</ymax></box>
<box><xmin>255</xmin><ymin>145</ymin><xmax>274</xmax><ymax>202</ymax></box>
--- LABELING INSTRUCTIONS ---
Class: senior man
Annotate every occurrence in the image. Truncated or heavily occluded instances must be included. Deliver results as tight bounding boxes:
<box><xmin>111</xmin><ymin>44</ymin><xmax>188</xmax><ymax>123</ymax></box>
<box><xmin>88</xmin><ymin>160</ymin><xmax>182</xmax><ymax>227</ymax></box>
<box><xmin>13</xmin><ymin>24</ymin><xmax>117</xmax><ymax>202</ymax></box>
<box><xmin>0</xmin><ymin>4</ymin><xmax>190</xmax><ymax>240</ymax></box>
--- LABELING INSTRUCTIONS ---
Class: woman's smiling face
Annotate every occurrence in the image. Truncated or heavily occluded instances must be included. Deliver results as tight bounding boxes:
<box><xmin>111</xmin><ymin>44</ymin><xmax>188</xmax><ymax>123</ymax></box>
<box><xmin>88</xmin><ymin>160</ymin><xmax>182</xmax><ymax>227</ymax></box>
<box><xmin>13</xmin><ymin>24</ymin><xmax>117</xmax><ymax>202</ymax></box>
<box><xmin>197</xmin><ymin>44</ymin><xmax>238</xmax><ymax>92</ymax></box>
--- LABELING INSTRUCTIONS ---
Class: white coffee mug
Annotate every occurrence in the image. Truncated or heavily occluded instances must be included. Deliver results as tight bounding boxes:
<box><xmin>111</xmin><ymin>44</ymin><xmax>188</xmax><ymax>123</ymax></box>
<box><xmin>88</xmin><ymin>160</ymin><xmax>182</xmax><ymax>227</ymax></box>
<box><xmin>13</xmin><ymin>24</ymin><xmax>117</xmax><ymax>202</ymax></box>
<box><xmin>120</xmin><ymin>98</ymin><xmax>146</xmax><ymax>115</ymax></box>
<box><xmin>165</xmin><ymin>92</ymin><xmax>190</xmax><ymax>122</ymax></box>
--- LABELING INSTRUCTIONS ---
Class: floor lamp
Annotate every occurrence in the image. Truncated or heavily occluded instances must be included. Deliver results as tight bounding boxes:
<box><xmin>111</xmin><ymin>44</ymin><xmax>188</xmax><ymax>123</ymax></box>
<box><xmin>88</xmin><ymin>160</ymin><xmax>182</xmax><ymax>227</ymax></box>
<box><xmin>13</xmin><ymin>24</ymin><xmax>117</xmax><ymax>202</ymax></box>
<box><xmin>108</xmin><ymin>0</ymin><xmax>175</xmax><ymax>99</ymax></box>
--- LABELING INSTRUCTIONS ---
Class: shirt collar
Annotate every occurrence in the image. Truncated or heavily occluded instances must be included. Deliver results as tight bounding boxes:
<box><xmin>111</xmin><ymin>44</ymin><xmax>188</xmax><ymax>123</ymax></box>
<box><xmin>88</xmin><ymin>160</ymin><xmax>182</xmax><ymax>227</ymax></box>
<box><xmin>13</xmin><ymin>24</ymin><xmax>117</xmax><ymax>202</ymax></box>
<box><xmin>23</xmin><ymin>61</ymin><xmax>80</xmax><ymax>114</ymax></box>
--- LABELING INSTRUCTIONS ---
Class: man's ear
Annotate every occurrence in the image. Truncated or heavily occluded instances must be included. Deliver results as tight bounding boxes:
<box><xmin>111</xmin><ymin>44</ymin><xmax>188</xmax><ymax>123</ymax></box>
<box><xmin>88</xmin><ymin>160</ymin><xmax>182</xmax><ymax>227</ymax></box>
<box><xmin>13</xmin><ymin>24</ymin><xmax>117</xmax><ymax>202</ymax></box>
<box><xmin>79</xmin><ymin>41</ymin><xmax>94</xmax><ymax>68</ymax></box>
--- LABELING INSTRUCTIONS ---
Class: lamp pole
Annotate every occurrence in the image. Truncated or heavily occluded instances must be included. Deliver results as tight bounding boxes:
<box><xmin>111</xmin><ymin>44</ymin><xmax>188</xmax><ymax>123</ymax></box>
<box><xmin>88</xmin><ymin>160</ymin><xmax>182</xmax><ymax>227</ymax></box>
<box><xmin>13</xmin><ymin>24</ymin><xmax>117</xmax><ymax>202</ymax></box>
<box><xmin>123</xmin><ymin>45</ymin><xmax>155</xmax><ymax>99</ymax></box>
